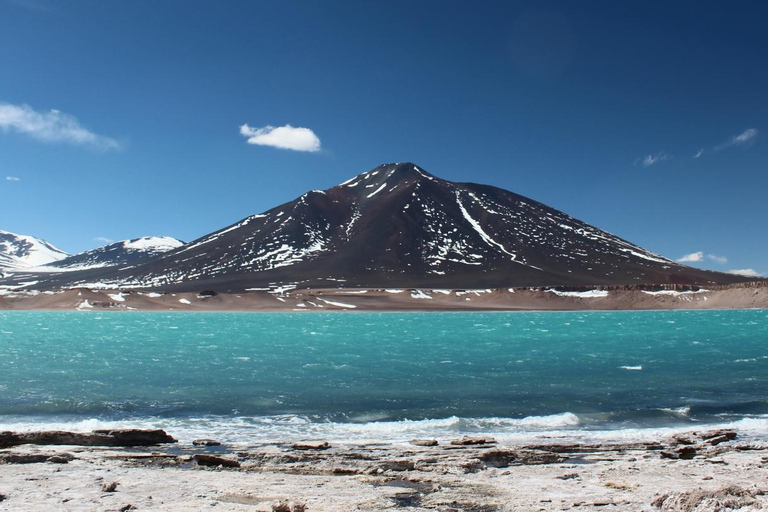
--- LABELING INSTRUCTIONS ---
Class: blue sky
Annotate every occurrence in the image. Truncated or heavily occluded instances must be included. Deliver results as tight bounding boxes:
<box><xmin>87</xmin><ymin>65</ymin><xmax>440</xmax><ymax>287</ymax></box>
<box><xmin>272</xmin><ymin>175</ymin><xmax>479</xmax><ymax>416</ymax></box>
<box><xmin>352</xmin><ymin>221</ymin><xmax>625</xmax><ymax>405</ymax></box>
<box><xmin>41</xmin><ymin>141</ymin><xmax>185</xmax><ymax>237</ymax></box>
<box><xmin>1</xmin><ymin>0</ymin><xmax>766</xmax><ymax>276</ymax></box>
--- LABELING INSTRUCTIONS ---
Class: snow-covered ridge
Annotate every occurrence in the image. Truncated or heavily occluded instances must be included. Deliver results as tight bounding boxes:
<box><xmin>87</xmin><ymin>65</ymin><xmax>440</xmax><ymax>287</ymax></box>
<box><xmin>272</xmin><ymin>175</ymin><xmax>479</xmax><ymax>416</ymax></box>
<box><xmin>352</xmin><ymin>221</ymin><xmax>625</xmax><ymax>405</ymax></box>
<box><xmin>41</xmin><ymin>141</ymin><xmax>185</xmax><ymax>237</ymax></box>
<box><xmin>0</xmin><ymin>229</ymin><xmax>69</xmax><ymax>269</ymax></box>
<box><xmin>28</xmin><ymin>235</ymin><xmax>185</xmax><ymax>273</ymax></box>
<box><xmin>122</xmin><ymin>236</ymin><xmax>184</xmax><ymax>252</ymax></box>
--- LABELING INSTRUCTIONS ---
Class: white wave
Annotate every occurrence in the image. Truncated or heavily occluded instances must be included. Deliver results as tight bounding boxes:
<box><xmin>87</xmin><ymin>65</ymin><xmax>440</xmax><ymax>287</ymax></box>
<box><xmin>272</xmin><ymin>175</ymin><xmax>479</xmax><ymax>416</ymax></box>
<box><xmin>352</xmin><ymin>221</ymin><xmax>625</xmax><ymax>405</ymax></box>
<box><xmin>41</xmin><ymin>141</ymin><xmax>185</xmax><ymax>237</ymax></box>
<box><xmin>620</xmin><ymin>365</ymin><xmax>643</xmax><ymax>371</ymax></box>
<box><xmin>4</xmin><ymin>413</ymin><xmax>768</xmax><ymax>447</ymax></box>
<box><xmin>658</xmin><ymin>406</ymin><xmax>691</xmax><ymax>416</ymax></box>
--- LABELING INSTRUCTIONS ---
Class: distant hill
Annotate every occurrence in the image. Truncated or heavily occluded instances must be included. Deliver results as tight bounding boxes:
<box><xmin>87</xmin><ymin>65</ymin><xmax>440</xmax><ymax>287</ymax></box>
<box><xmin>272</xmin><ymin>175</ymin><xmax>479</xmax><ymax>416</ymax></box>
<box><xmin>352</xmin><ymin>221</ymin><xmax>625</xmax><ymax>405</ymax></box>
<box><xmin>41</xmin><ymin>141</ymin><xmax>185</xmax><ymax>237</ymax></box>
<box><xmin>0</xmin><ymin>230</ymin><xmax>68</xmax><ymax>271</ymax></box>
<box><xmin>40</xmin><ymin>236</ymin><xmax>184</xmax><ymax>272</ymax></box>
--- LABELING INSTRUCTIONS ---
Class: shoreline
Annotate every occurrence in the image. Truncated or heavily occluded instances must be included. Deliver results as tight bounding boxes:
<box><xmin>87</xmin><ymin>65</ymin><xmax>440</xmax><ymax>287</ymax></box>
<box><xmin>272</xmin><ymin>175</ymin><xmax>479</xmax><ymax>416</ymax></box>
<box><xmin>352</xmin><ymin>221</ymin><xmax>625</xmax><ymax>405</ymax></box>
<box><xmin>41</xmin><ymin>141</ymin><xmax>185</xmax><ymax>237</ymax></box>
<box><xmin>1</xmin><ymin>282</ymin><xmax>766</xmax><ymax>312</ymax></box>
<box><xmin>2</xmin><ymin>427</ymin><xmax>768</xmax><ymax>511</ymax></box>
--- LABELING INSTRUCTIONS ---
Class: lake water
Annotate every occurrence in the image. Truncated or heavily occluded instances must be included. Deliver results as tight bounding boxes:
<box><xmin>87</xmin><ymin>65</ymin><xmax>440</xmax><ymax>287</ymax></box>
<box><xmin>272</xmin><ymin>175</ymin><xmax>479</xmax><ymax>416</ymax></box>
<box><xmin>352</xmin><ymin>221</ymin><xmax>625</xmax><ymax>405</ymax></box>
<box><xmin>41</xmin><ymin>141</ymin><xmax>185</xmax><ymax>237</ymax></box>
<box><xmin>1</xmin><ymin>310</ymin><xmax>767</xmax><ymax>444</ymax></box>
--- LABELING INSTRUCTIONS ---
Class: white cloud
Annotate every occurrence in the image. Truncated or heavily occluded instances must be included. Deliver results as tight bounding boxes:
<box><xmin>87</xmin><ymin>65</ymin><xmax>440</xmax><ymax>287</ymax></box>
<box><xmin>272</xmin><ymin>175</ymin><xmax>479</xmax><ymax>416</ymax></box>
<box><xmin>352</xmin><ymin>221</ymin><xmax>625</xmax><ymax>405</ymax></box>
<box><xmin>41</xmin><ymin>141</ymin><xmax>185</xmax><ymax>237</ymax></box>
<box><xmin>677</xmin><ymin>251</ymin><xmax>728</xmax><ymax>264</ymax></box>
<box><xmin>94</xmin><ymin>236</ymin><xmax>115</xmax><ymax>245</ymax></box>
<box><xmin>726</xmin><ymin>268</ymin><xmax>762</xmax><ymax>277</ymax></box>
<box><xmin>635</xmin><ymin>151</ymin><xmax>670</xmax><ymax>167</ymax></box>
<box><xmin>0</xmin><ymin>102</ymin><xmax>119</xmax><ymax>150</ymax></box>
<box><xmin>5</xmin><ymin>176</ymin><xmax>20</xmax><ymax>182</ymax></box>
<box><xmin>239</xmin><ymin>123</ymin><xmax>321</xmax><ymax>152</ymax></box>
<box><xmin>714</xmin><ymin>128</ymin><xmax>758</xmax><ymax>152</ymax></box>
<box><xmin>693</xmin><ymin>148</ymin><xmax>704</xmax><ymax>159</ymax></box>
<box><xmin>706</xmin><ymin>254</ymin><xmax>728</xmax><ymax>264</ymax></box>
<box><xmin>677</xmin><ymin>251</ymin><xmax>703</xmax><ymax>263</ymax></box>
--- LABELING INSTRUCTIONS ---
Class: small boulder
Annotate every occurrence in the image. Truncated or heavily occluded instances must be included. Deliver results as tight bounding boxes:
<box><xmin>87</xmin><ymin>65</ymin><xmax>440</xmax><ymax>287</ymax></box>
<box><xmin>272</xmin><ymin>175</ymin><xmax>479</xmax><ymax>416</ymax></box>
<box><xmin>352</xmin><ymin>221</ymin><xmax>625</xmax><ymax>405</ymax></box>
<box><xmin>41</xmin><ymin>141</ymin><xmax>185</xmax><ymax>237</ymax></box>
<box><xmin>273</xmin><ymin>503</ymin><xmax>306</xmax><ymax>512</ymax></box>
<box><xmin>410</xmin><ymin>439</ymin><xmax>438</xmax><ymax>447</ymax></box>
<box><xmin>193</xmin><ymin>454</ymin><xmax>240</xmax><ymax>468</ymax></box>
<box><xmin>660</xmin><ymin>446</ymin><xmax>697</xmax><ymax>460</ymax></box>
<box><xmin>46</xmin><ymin>455</ymin><xmax>73</xmax><ymax>464</ymax></box>
<box><xmin>450</xmin><ymin>436</ymin><xmax>496</xmax><ymax>446</ymax></box>
<box><xmin>192</xmin><ymin>438</ymin><xmax>222</xmax><ymax>447</ymax></box>
<box><xmin>700</xmin><ymin>429</ymin><xmax>737</xmax><ymax>441</ymax></box>
<box><xmin>101</xmin><ymin>482</ymin><xmax>119</xmax><ymax>493</ymax></box>
<box><xmin>292</xmin><ymin>441</ymin><xmax>330</xmax><ymax>450</ymax></box>
<box><xmin>479</xmin><ymin>449</ymin><xmax>566</xmax><ymax>468</ymax></box>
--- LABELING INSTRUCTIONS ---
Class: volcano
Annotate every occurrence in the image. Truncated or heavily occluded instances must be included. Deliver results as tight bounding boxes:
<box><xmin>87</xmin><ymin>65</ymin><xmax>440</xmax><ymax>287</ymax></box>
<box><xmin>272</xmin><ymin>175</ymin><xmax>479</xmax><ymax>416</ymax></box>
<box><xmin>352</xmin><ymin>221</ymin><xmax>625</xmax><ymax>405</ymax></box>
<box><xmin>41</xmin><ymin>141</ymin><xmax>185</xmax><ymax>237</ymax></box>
<box><xmin>0</xmin><ymin>163</ymin><xmax>750</xmax><ymax>291</ymax></box>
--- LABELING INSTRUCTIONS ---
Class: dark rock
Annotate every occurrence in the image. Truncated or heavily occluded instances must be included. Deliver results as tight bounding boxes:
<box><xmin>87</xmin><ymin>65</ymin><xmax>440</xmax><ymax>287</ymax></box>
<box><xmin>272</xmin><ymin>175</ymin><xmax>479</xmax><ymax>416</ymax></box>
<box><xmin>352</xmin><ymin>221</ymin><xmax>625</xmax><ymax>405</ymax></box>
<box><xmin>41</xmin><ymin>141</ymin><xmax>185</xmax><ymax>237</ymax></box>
<box><xmin>0</xmin><ymin>429</ymin><xmax>176</xmax><ymax>448</ymax></box>
<box><xmin>699</xmin><ymin>429</ymin><xmax>737</xmax><ymax>441</ymax></box>
<box><xmin>273</xmin><ymin>503</ymin><xmax>306</xmax><ymax>512</ymax></box>
<box><xmin>119</xmin><ymin>505</ymin><xmax>137</xmax><ymax>512</ymax></box>
<box><xmin>192</xmin><ymin>438</ymin><xmax>222</xmax><ymax>447</ymax></box>
<box><xmin>332</xmin><ymin>467</ymin><xmax>359</xmax><ymax>475</ymax></box>
<box><xmin>197</xmin><ymin>290</ymin><xmax>218</xmax><ymax>298</ymax></box>
<box><xmin>379</xmin><ymin>459</ymin><xmax>416</xmax><ymax>472</ymax></box>
<box><xmin>92</xmin><ymin>429</ymin><xmax>177</xmax><ymax>446</ymax></box>
<box><xmin>193</xmin><ymin>454</ymin><xmax>240</xmax><ymax>468</ymax></box>
<box><xmin>705</xmin><ymin>435</ymin><xmax>732</xmax><ymax>446</ymax></box>
<box><xmin>46</xmin><ymin>455</ymin><xmax>73</xmax><ymax>464</ymax></box>
<box><xmin>410</xmin><ymin>439</ymin><xmax>438</xmax><ymax>446</ymax></box>
<box><xmin>660</xmin><ymin>446</ymin><xmax>697</xmax><ymax>460</ymax></box>
<box><xmin>0</xmin><ymin>493</ymin><xmax>6</xmax><ymax>502</ymax></box>
<box><xmin>0</xmin><ymin>453</ymin><xmax>51</xmax><ymax>464</ymax></box>
<box><xmin>527</xmin><ymin>441</ymin><xmax>663</xmax><ymax>453</ymax></box>
<box><xmin>668</xmin><ymin>434</ymin><xmax>697</xmax><ymax>445</ymax></box>
<box><xmin>0</xmin><ymin>452</ymin><xmax>74</xmax><ymax>464</ymax></box>
<box><xmin>292</xmin><ymin>441</ymin><xmax>330</xmax><ymax>450</ymax></box>
<box><xmin>101</xmin><ymin>482</ymin><xmax>119</xmax><ymax>493</ymax></box>
<box><xmin>450</xmin><ymin>436</ymin><xmax>496</xmax><ymax>446</ymax></box>
<box><xmin>479</xmin><ymin>449</ymin><xmax>567</xmax><ymax>468</ymax></box>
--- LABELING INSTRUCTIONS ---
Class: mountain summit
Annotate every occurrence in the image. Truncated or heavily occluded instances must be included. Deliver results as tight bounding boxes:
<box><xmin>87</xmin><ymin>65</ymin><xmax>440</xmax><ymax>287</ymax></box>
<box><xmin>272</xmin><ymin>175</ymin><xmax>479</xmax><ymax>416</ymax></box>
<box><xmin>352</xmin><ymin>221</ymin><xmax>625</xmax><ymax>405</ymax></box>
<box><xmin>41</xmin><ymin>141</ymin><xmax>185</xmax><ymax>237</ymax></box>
<box><xmin>0</xmin><ymin>230</ymin><xmax>68</xmax><ymax>270</ymax></box>
<box><xmin>0</xmin><ymin>163</ymin><xmax>750</xmax><ymax>291</ymax></box>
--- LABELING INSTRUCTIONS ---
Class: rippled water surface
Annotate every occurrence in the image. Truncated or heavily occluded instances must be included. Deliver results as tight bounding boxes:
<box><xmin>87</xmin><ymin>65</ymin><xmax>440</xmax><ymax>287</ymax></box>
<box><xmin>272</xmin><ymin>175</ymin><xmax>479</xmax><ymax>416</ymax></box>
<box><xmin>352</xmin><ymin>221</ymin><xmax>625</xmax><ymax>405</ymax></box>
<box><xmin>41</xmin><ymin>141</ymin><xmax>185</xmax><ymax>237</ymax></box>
<box><xmin>1</xmin><ymin>310</ymin><xmax>767</xmax><ymax>442</ymax></box>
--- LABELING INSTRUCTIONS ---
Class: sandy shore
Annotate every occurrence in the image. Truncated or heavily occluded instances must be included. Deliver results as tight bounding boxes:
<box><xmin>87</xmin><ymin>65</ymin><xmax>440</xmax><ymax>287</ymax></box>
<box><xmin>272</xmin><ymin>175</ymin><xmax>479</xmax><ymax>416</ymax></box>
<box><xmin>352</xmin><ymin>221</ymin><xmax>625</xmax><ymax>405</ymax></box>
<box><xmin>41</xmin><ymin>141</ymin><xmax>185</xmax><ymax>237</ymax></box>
<box><xmin>2</xmin><ymin>429</ymin><xmax>768</xmax><ymax>511</ymax></box>
<box><xmin>1</xmin><ymin>282</ymin><xmax>766</xmax><ymax>312</ymax></box>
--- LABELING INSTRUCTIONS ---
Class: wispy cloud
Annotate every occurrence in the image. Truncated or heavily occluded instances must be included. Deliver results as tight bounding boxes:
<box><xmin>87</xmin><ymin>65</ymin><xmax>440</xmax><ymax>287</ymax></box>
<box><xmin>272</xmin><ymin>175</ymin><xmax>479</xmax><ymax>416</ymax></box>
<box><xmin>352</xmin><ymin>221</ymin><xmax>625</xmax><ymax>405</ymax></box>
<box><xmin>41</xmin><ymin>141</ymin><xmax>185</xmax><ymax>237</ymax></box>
<box><xmin>676</xmin><ymin>251</ymin><xmax>728</xmax><ymax>264</ymax></box>
<box><xmin>94</xmin><ymin>236</ymin><xmax>115</xmax><ymax>245</ymax></box>
<box><xmin>634</xmin><ymin>151</ymin><xmax>670</xmax><ymax>167</ymax></box>
<box><xmin>5</xmin><ymin>176</ymin><xmax>20</xmax><ymax>182</ymax></box>
<box><xmin>707</xmin><ymin>254</ymin><xmax>728</xmax><ymax>264</ymax></box>
<box><xmin>0</xmin><ymin>102</ymin><xmax>119</xmax><ymax>150</ymax></box>
<box><xmin>677</xmin><ymin>251</ymin><xmax>704</xmax><ymax>263</ymax></box>
<box><xmin>714</xmin><ymin>128</ymin><xmax>758</xmax><ymax>152</ymax></box>
<box><xmin>727</xmin><ymin>268</ymin><xmax>762</xmax><ymax>277</ymax></box>
<box><xmin>239</xmin><ymin>123</ymin><xmax>321</xmax><ymax>152</ymax></box>
<box><xmin>693</xmin><ymin>148</ymin><xmax>704</xmax><ymax>159</ymax></box>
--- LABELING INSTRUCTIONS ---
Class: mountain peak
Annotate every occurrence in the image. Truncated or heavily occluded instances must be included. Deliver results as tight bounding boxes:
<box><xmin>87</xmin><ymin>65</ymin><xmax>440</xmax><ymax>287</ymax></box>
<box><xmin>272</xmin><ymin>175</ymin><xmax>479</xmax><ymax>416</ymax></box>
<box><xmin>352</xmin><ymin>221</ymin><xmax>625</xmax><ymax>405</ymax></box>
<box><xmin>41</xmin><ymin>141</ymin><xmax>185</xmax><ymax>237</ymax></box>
<box><xmin>0</xmin><ymin>229</ymin><xmax>69</xmax><ymax>270</ymax></box>
<box><xmin>1</xmin><ymin>163</ymin><xmax>752</xmax><ymax>291</ymax></box>
<box><xmin>336</xmin><ymin>162</ymin><xmax>439</xmax><ymax>193</ymax></box>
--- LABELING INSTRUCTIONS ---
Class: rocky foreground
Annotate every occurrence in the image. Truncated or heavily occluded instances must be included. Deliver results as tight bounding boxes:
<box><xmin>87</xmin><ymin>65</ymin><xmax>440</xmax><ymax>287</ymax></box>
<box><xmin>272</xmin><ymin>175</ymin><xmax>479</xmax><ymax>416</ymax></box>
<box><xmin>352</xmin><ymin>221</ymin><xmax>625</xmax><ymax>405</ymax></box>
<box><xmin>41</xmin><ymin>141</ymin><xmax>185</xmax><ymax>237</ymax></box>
<box><xmin>2</xmin><ymin>428</ymin><xmax>768</xmax><ymax>511</ymax></box>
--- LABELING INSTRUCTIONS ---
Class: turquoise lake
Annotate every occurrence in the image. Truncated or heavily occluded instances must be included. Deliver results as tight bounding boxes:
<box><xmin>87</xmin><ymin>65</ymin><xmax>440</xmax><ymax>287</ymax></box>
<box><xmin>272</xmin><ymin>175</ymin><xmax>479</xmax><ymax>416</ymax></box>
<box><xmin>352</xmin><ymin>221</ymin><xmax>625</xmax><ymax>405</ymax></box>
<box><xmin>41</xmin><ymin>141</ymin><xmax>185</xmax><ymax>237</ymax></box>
<box><xmin>1</xmin><ymin>310</ymin><xmax>767</xmax><ymax>443</ymax></box>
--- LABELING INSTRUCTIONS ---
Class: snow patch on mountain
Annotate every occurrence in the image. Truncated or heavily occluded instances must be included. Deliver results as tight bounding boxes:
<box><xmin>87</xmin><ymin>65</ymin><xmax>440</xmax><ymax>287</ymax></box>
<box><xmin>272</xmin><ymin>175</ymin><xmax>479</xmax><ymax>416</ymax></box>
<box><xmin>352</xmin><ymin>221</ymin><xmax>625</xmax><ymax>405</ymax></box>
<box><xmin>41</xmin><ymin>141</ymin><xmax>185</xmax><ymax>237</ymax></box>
<box><xmin>0</xmin><ymin>230</ymin><xmax>69</xmax><ymax>269</ymax></box>
<box><xmin>122</xmin><ymin>236</ymin><xmax>184</xmax><ymax>252</ymax></box>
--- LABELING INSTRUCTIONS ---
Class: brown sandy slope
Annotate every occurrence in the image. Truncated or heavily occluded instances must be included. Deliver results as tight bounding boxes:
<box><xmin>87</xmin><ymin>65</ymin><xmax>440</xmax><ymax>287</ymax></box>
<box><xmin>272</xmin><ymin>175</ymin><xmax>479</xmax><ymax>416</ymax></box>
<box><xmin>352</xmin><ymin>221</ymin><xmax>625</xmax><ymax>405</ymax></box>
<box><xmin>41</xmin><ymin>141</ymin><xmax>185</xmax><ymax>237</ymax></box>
<box><xmin>1</xmin><ymin>282</ymin><xmax>766</xmax><ymax>312</ymax></box>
